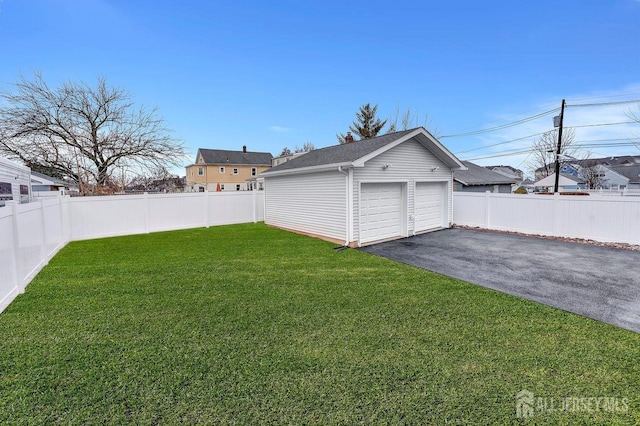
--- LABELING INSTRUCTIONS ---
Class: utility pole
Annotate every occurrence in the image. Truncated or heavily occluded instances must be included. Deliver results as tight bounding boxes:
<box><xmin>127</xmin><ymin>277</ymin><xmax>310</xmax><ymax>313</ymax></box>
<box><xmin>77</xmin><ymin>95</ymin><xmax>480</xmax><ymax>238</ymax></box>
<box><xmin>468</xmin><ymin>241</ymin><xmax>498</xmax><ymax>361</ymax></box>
<box><xmin>553</xmin><ymin>99</ymin><xmax>566</xmax><ymax>193</ymax></box>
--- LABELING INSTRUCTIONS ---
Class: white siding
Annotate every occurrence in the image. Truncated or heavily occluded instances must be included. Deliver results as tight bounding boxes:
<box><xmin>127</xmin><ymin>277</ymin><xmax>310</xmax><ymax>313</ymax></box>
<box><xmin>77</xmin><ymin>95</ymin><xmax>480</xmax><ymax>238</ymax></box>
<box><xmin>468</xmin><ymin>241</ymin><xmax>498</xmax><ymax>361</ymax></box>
<box><xmin>264</xmin><ymin>170</ymin><xmax>347</xmax><ymax>241</ymax></box>
<box><xmin>0</xmin><ymin>157</ymin><xmax>31</xmax><ymax>205</ymax></box>
<box><xmin>353</xmin><ymin>139</ymin><xmax>452</xmax><ymax>242</ymax></box>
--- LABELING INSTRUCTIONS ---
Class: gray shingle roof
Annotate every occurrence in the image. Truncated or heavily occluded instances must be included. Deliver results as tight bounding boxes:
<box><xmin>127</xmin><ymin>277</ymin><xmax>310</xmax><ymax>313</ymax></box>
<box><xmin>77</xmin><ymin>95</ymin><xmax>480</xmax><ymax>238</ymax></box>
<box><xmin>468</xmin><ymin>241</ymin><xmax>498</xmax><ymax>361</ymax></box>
<box><xmin>454</xmin><ymin>161</ymin><xmax>518</xmax><ymax>186</ymax></box>
<box><xmin>197</xmin><ymin>149</ymin><xmax>272</xmax><ymax>166</ymax></box>
<box><xmin>261</xmin><ymin>128</ymin><xmax>430</xmax><ymax>174</ymax></box>
<box><xmin>609</xmin><ymin>165</ymin><xmax>640</xmax><ymax>183</ymax></box>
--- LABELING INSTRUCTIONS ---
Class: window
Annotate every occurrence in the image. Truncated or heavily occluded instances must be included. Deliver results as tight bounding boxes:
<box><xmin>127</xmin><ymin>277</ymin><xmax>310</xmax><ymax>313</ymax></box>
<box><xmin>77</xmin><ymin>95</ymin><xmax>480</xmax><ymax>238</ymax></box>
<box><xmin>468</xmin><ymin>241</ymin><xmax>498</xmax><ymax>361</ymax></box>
<box><xmin>220</xmin><ymin>184</ymin><xmax>225</xmax><ymax>190</ymax></box>
<box><xmin>251</xmin><ymin>167</ymin><xmax>257</xmax><ymax>176</ymax></box>
<box><xmin>233</xmin><ymin>168</ymin><xmax>239</xmax><ymax>175</ymax></box>
<box><xmin>258</xmin><ymin>182</ymin><xmax>264</xmax><ymax>190</ymax></box>
<box><xmin>219</xmin><ymin>167</ymin><xmax>225</xmax><ymax>173</ymax></box>
<box><xmin>236</xmin><ymin>184</ymin><xmax>241</xmax><ymax>191</ymax></box>
<box><xmin>198</xmin><ymin>186</ymin><xmax>205</xmax><ymax>192</ymax></box>
<box><xmin>198</xmin><ymin>167</ymin><xmax>204</xmax><ymax>176</ymax></box>
<box><xmin>275</xmin><ymin>159</ymin><xmax>280</xmax><ymax>166</ymax></box>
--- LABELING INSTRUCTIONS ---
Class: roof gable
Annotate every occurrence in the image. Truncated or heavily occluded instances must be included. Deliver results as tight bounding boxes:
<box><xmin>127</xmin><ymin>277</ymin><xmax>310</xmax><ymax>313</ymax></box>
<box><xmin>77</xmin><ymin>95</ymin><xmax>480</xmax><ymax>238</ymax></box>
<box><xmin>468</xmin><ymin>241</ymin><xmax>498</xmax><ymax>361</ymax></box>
<box><xmin>261</xmin><ymin>127</ymin><xmax>464</xmax><ymax>176</ymax></box>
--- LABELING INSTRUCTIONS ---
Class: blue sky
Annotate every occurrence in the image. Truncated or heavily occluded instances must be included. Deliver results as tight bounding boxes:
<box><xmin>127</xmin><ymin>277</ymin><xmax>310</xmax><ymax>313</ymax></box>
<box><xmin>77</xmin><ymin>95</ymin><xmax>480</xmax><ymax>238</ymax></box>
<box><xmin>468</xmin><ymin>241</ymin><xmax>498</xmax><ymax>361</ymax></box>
<box><xmin>1</xmin><ymin>0</ymin><xmax>639</xmax><ymax>177</ymax></box>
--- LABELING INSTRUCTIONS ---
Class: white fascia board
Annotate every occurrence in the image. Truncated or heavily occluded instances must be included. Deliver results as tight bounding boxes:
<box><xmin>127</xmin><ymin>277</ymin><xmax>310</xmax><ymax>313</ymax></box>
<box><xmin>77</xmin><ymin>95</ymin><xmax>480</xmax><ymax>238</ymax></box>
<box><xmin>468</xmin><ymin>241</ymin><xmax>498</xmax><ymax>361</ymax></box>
<box><xmin>260</xmin><ymin>162</ymin><xmax>354</xmax><ymax>178</ymax></box>
<box><xmin>352</xmin><ymin>127</ymin><xmax>465</xmax><ymax>170</ymax></box>
<box><xmin>415</xmin><ymin>132</ymin><xmax>466</xmax><ymax>170</ymax></box>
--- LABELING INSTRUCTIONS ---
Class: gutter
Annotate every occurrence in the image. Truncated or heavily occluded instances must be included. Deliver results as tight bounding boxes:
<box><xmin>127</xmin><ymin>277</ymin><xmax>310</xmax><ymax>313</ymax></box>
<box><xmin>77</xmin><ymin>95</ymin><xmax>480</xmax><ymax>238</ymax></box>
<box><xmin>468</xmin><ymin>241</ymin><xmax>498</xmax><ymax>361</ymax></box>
<box><xmin>261</xmin><ymin>161</ymin><xmax>353</xmax><ymax>178</ymax></box>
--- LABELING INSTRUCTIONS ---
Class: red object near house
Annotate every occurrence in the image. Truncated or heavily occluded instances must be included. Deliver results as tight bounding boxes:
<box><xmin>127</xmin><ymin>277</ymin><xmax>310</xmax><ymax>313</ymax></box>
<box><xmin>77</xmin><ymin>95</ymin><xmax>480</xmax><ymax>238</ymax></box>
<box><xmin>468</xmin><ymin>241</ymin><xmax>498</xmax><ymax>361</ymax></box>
<box><xmin>216</xmin><ymin>183</ymin><xmax>221</xmax><ymax>192</ymax></box>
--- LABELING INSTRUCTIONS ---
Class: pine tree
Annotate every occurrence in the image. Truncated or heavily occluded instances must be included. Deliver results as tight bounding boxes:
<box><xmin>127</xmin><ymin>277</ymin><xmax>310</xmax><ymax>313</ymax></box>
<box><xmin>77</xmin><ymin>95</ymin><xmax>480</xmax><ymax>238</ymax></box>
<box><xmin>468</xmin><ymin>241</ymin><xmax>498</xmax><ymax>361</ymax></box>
<box><xmin>337</xmin><ymin>103</ymin><xmax>387</xmax><ymax>144</ymax></box>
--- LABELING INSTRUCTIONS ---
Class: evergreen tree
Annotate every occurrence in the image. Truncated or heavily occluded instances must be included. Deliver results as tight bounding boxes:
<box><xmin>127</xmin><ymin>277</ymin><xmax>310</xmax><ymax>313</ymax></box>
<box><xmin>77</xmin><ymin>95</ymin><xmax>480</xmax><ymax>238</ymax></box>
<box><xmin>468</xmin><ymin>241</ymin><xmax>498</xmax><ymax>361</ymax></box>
<box><xmin>337</xmin><ymin>103</ymin><xmax>387</xmax><ymax>144</ymax></box>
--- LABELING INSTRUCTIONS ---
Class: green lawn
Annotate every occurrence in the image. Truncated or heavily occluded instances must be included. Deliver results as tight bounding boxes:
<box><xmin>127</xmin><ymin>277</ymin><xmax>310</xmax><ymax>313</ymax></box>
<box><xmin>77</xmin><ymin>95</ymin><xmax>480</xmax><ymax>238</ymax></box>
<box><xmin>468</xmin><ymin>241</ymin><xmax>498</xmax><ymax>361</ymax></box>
<box><xmin>0</xmin><ymin>223</ymin><xmax>638</xmax><ymax>425</ymax></box>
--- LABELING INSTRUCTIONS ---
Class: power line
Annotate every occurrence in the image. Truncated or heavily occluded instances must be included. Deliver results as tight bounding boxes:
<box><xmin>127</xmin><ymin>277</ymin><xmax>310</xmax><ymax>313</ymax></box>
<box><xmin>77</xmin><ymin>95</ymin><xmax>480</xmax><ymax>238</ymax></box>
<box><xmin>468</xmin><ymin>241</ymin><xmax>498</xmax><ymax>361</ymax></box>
<box><xmin>567</xmin><ymin>99</ymin><xmax>640</xmax><ymax>108</ymax></box>
<box><xmin>440</xmin><ymin>108</ymin><xmax>559</xmax><ymax>139</ymax></box>
<box><xmin>566</xmin><ymin>92</ymin><xmax>640</xmax><ymax>102</ymax></box>
<box><xmin>453</xmin><ymin>130</ymin><xmax>553</xmax><ymax>155</ymax></box>
<box><xmin>462</xmin><ymin>140</ymin><xmax>640</xmax><ymax>162</ymax></box>
<box><xmin>566</xmin><ymin>121</ymin><xmax>638</xmax><ymax>129</ymax></box>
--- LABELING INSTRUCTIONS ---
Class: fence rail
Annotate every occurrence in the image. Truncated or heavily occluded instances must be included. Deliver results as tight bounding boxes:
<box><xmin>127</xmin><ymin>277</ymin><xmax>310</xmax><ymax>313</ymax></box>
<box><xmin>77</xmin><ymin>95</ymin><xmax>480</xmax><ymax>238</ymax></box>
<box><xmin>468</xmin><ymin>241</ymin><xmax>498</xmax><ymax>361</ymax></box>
<box><xmin>0</xmin><ymin>191</ymin><xmax>264</xmax><ymax>314</ymax></box>
<box><xmin>453</xmin><ymin>192</ymin><xmax>640</xmax><ymax>245</ymax></box>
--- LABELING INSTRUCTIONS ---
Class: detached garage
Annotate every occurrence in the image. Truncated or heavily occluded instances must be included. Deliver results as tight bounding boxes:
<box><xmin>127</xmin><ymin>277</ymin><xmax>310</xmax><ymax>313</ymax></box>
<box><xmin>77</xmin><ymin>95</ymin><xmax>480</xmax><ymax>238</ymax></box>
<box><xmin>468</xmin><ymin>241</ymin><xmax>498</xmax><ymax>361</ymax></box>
<box><xmin>261</xmin><ymin>127</ymin><xmax>465</xmax><ymax>246</ymax></box>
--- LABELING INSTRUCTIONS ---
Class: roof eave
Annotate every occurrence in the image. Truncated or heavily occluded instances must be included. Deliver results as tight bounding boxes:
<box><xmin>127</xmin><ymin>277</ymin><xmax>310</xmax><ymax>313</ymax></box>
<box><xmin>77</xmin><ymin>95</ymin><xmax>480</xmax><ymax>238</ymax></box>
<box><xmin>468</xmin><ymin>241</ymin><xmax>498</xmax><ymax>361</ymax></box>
<box><xmin>260</xmin><ymin>162</ymin><xmax>354</xmax><ymax>177</ymax></box>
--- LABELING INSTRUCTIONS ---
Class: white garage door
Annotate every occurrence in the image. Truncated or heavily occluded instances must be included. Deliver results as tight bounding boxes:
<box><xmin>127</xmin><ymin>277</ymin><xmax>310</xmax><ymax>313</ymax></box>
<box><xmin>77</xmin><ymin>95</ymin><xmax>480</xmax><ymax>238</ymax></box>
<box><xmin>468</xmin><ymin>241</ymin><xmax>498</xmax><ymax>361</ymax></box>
<box><xmin>360</xmin><ymin>183</ymin><xmax>403</xmax><ymax>243</ymax></box>
<box><xmin>415</xmin><ymin>182</ymin><xmax>445</xmax><ymax>232</ymax></box>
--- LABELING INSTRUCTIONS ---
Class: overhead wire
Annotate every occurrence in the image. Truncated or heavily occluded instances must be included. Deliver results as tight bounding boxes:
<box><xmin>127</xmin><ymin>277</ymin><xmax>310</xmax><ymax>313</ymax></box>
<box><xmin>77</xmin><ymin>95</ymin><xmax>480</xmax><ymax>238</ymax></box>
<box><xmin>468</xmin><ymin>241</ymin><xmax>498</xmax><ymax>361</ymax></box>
<box><xmin>567</xmin><ymin>99</ymin><xmax>640</xmax><ymax>108</ymax></box>
<box><xmin>440</xmin><ymin>108</ymin><xmax>559</xmax><ymax>139</ymax></box>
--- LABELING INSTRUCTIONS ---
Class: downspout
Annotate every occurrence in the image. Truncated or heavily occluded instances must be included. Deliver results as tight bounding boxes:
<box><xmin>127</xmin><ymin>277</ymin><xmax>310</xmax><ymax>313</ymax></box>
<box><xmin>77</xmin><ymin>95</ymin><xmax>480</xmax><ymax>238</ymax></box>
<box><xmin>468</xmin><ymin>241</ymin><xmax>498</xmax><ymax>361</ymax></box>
<box><xmin>338</xmin><ymin>166</ymin><xmax>351</xmax><ymax>247</ymax></box>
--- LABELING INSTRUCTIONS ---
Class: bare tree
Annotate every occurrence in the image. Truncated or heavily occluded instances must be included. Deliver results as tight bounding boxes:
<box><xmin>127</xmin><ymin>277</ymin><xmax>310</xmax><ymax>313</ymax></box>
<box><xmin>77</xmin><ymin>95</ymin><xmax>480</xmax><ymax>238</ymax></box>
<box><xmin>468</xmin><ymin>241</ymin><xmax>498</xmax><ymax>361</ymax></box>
<box><xmin>386</xmin><ymin>106</ymin><xmax>437</xmax><ymax>135</ymax></box>
<box><xmin>527</xmin><ymin>128</ymin><xmax>576</xmax><ymax>180</ymax></box>
<box><xmin>294</xmin><ymin>142</ymin><xmax>315</xmax><ymax>153</ymax></box>
<box><xmin>628</xmin><ymin>103</ymin><xmax>640</xmax><ymax>151</ymax></box>
<box><xmin>579</xmin><ymin>165</ymin><xmax>607</xmax><ymax>189</ymax></box>
<box><xmin>0</xmin><ymin>73</ymin><xmax>187</xmax><ymax>193</ymax></box>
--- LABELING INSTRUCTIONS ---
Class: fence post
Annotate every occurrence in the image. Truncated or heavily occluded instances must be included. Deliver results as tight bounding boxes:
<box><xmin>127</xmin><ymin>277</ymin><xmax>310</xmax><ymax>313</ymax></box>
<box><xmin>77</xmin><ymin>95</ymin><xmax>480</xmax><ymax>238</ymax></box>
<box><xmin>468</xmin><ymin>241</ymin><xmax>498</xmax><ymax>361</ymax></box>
<box><xmin>252</xmin><ymin>190</ymin><xmax>257</xmax><ymax>223</ymax></box>
<box><xmin>204</xmin><ymin>190</ymin><xmax>210</xmax><ymax>228</ymax></box>
<box><xmin>38</xmin><ymin>199</ymin><xmax>49</xmax><ymax>264</ymax></box>
<box><xmin>484</xmin><ymin>191</ymin><xmax>491</xmax><ymax>229</ymax></box>
<box><xmin>6</xmin><ymin>201</ymin><xmax>23</xmax><ymax>293</ymax></box>
<box><xmin>144</xmin><ymin>192</ymin><xmax>150</xmax><ymax>234</ymax></box>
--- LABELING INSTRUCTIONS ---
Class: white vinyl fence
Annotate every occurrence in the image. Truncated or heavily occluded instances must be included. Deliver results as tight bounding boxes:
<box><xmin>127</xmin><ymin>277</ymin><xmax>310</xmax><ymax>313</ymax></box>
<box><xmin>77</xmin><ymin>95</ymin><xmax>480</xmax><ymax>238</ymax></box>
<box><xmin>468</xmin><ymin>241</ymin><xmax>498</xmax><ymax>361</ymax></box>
<box><xmin>453</xmin><ymin>192</ymin><xmax>640</xmax><ymax>245</ymax></box>
<box><xmin>0</xmin><ymin>191</ymin><xmax>264</xmax><ymax>314</ymax></box>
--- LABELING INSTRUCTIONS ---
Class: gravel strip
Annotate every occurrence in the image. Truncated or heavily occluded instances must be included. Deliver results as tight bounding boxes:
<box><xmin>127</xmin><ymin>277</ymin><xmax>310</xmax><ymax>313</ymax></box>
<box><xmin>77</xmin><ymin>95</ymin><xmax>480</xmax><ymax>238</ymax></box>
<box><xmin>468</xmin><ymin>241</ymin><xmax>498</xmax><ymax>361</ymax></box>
<box><xmin>452</xmin><ymin>225</ymin><xmax>640</xmax><ymax>252</ymax></box>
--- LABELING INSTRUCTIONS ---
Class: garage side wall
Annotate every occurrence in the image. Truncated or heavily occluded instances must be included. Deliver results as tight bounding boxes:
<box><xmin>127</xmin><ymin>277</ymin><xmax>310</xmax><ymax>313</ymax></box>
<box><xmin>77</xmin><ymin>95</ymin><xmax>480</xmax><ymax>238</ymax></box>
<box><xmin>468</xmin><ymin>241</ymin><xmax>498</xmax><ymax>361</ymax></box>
<box><xmin>353</xmin><ymin>139</ymin><xmax>453</xmax><ymax>243</ymax></box>
<box><xmin>264</xmin><ymin>170</ymin><xmax>347</xmax><ymax>242</ymax></box>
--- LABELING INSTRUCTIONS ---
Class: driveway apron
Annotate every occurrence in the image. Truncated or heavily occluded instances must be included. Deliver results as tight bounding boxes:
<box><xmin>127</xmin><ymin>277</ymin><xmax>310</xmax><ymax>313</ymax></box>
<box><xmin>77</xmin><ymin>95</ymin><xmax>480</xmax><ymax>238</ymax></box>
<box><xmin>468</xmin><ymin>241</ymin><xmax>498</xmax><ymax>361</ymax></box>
<box><xmin>360</xmin><ymin>228</ymin><xmax>640</xmax><ymax>333</ymax></box>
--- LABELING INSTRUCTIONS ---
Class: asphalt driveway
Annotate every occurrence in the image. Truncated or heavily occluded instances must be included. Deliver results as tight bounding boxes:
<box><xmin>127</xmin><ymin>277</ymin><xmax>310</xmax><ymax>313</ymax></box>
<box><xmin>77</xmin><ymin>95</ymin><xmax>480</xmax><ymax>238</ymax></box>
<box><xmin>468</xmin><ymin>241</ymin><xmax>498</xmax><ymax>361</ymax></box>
<box><xmin>360</xmin><ymin>228</ymin><xmax>640</xmax><ymax>333</ymax></box>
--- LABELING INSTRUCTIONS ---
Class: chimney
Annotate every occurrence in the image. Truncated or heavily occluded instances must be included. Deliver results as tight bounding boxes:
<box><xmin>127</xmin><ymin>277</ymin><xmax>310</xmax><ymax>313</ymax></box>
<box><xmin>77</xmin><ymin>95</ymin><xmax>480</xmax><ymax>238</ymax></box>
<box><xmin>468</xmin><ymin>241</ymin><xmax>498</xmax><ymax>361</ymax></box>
<box><xmin>345</xmin><ymin>132</ymin><xmax>354</xmax><ymax>143</ymax></box>
<box><xmin>243</xmin><ymin>145</ymin><xmax>247</xmax><ymax>153</ymax></box>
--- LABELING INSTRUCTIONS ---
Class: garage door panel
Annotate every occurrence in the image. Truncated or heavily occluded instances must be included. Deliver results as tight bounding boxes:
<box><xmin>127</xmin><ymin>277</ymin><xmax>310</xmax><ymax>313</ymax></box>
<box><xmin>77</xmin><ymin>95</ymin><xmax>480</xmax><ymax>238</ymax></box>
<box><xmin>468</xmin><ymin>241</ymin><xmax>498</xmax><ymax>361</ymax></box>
<box><xmin>360</xmin><ymin>183</ymin><xmax>403</xmax><ymax>243</ymax></box>
<box><xmin>415</xmin><ymin>182</ymin><xmax>444</xmax><ymax>232</ymax></box>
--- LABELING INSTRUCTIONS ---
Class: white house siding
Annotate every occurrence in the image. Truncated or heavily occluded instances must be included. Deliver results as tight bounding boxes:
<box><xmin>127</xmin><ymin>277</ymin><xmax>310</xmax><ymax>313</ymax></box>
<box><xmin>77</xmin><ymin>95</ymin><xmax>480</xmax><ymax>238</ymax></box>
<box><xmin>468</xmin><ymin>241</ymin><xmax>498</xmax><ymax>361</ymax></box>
<box><xmin>0</xmin><ymin>157</ymin><xmax>31</xmax><ymax>206</ymax></box>
<box><xmin>352</xmin><ymin>139</ymin><xmax>452</xmax><ymax>243</ymax></box>
<box><xmin>264</xmin><ymin>170</ymin><xmax>347</xmax><ymax>242</ymax></box>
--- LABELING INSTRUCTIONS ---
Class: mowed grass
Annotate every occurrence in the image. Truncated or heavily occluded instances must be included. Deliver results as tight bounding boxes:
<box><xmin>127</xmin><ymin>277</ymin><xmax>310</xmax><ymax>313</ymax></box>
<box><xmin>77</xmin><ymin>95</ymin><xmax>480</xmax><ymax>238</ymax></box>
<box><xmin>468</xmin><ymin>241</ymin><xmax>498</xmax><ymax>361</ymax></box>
<box><xmin>0</xmin><ymin>223</ymin><xmax>638</xmax><ymax>425</ymax></box>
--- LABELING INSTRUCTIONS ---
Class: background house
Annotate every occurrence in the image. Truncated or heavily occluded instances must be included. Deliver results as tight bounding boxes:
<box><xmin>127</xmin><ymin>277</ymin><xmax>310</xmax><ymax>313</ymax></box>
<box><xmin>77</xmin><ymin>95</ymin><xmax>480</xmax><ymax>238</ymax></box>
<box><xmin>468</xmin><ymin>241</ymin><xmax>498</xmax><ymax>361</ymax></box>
<box><xmin>486</xmin><ymin>165</ymin><xmax>524</xmax><ymax>186</ymax></box>
<box><xmin>185</xmin><ymin>146</ymin><xmax>272</xmax><ymax>192</ymax></box>
<box><xmin>31</xmin><ymin>171</ymin><xmax>69</xmax><ymax>197</ymax></box>
<box><xmin>261</xmin><ymin>127</ymin><xmax>465</xmax><ymax>246</ymax></box>
<box><xmin>0</xmin><ymin>157</ymin><xmax>31</xmax><ymax>207</ymax></box>
<box><xmin>454</xmin><ymin>161</ymin><xmax>517</xmax><ymax>193</ymax></box>
<box><xmin>271</xmin><ymin>151</ymin><xmax>307</xmax><ymax>167</ymax></box>
<box><xmin>533</xmin><ymin>173</ymin><xmax>585</xmax><ymax>192</ymax></box>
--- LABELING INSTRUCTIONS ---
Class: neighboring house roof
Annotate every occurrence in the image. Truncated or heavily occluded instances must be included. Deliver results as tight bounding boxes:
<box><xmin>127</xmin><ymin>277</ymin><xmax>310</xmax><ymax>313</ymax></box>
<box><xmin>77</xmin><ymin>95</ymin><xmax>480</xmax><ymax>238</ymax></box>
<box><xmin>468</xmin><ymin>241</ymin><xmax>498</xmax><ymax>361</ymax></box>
<box><xmin>534</xmin><ymin>173</ymin><xmax>584</xmax><ymax>187</ymax></box>
<box><xmin>30</xmin><ymin>171</ymin><xmax>68</xmax><ymax>187</ymax></box>
<box><xmin>486</xmin><ymin>165</ymin><xmax>523</xmax><ymax>179</ymax></box>
<box><xmin>535</xmin><ymin>155</ymin><xmax>640</xmax><ymax>173</ymax></box>
<box><xmin>608</xmin><ymin>165</ymin><xmax>640</xmax><ymax>183</ymax></box>
<box><xmin>261</xmin><ymin>127</ymin><xmax>465</xmax><ymax>176</ymax></box>
<box><xmin>454</xmin><ymin>161</ymin><xmax>517</xmax><ymax>186</ymax></box>
<box><xmin>195</xmin><ymin>148</ymin><xmax>272</xmax><ymax>166</ymax></box>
